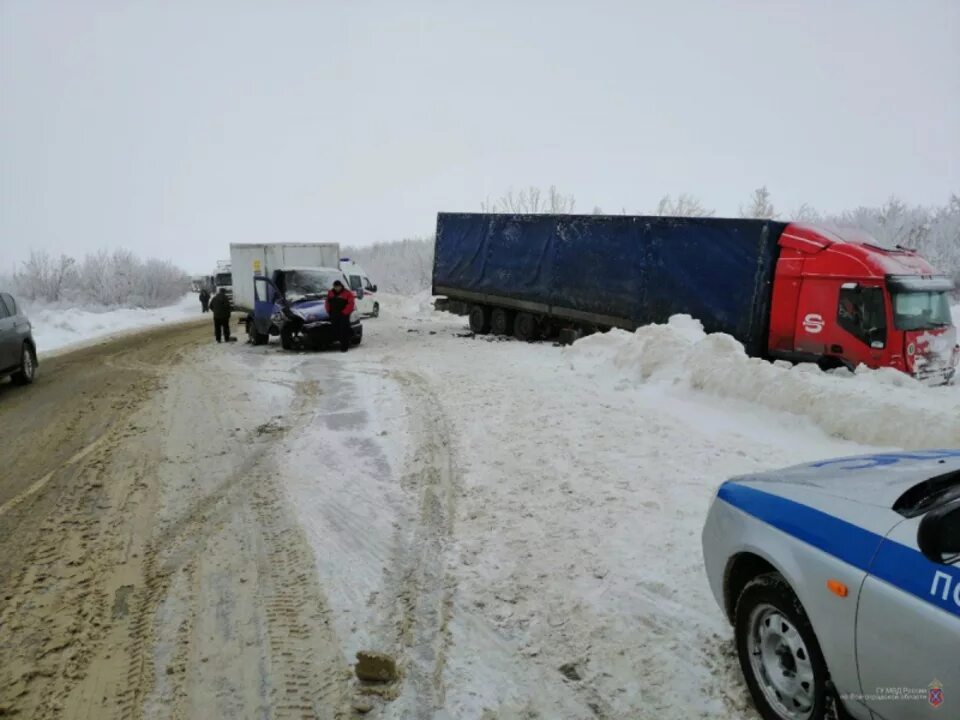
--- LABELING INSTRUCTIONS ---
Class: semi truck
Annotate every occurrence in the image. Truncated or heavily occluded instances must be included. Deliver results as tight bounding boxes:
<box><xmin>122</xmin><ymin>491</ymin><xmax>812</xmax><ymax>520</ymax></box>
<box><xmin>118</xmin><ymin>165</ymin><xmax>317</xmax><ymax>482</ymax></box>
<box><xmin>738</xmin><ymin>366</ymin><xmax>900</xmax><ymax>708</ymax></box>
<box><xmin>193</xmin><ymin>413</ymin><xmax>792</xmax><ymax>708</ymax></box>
<box><xmin>432</xmin><ymin>213</ymin><xmax>958</xmax><ymax>384</ymax></box>
<box><xmin>214</xmin><ymin>260</ymin><xmax>233</xmax><ymax>301</ymax></box>
<box><xmin>230</xmin><ymin>242</ymin><xmax>362</xmax><ymax>349</ymax></box>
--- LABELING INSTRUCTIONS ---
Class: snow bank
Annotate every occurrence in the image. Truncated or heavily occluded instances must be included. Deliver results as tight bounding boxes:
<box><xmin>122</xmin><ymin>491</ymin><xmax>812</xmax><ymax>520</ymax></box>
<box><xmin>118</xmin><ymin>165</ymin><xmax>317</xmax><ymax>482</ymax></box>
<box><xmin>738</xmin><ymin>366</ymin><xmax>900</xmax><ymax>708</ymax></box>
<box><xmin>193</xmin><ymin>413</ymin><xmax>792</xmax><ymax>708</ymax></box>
<box><xmin>26</xmin><ymin>294</ymin><xmax>200</xmax><ymax>355</ymax></box>
<box><xmin>566</xmin><ymin>316</ymin><xmax>960</xmax><ymax>450</ymax></box>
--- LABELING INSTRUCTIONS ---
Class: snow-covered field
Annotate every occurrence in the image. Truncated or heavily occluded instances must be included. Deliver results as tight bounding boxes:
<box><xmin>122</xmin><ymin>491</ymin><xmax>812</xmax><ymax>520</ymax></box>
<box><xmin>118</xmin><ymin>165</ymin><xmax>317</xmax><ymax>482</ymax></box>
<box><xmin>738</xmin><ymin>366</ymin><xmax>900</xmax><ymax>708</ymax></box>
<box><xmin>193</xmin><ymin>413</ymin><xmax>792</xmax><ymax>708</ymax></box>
<box><xmin>252</xmin><ymin>295</ymin><xmax>958</xmax><ymax>718</ymax></box>
<box><xmin>25</xmin><ymin>293</ymin><xmax>200</xmax><ymax>355</ymax></box>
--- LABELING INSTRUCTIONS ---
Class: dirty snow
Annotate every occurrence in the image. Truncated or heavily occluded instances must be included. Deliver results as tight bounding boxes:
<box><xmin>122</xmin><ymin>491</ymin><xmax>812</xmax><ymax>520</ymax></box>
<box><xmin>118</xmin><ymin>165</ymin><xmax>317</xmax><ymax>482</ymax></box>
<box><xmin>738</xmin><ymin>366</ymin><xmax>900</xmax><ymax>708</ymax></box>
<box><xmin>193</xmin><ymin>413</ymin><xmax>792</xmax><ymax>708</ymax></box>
<box><xmin>24</xmin><ymin>293</ymin><xmax>199</xmax><ymax>355</ymax></box>
<box><xmin>253</xmin><ymin>295</ymin><xmax>960</xmax><ymax>719</ymax></box>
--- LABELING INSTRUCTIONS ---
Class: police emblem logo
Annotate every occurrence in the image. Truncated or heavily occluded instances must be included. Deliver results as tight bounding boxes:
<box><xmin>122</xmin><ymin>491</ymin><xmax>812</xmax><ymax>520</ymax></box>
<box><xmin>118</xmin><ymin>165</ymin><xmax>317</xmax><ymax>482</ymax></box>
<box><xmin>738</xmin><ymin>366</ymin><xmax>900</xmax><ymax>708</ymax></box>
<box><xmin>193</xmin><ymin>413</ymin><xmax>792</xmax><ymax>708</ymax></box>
<box><xmin>928</xmin><ymin>679</ymin><xmax>944</xmax><ymax>709</ymax></box>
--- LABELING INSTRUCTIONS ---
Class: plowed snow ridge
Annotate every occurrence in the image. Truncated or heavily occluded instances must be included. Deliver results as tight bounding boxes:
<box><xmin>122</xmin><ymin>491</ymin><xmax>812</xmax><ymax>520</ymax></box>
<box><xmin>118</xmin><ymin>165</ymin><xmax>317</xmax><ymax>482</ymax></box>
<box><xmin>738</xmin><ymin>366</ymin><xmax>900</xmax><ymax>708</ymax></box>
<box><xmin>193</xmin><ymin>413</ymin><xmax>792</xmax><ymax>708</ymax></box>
<box><xmin>566</xmin><ymin>314</ymin><xmax>960</xmax><ymax>450</ymax></box>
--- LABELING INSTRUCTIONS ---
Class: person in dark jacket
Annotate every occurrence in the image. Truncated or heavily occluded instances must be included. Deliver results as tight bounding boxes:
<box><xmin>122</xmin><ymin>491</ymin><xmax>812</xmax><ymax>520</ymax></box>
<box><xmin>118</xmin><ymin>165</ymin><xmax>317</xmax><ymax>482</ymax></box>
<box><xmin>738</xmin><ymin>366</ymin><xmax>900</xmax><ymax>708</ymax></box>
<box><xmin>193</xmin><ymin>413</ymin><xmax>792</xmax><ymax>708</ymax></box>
<box><xmin>198</xmin><ymin>287</ymin><xmax>210</xmax><ymax>313</ymax></box>
<box><xmin>325</xmin><ymin>280</ymin><xmax>355</xmax><ymax>352</ymax></box>
<box><xmin>209</xmin><ymin>288</ymin><xmax>234</xmax><ymax>343</ymax></box>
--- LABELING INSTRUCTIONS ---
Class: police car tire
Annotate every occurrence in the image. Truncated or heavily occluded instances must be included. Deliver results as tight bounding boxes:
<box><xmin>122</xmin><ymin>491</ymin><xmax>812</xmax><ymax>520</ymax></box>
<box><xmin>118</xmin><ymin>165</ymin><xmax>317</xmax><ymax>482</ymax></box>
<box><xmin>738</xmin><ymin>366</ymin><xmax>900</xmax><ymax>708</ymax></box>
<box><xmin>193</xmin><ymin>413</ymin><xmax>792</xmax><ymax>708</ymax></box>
<box><xmin>372</xmin><ymin>302</ymin><xmax>379</xmax><ymax>318</ymax></box>
<box><xmin>735</xmin><ymin>573</ymin><xmax>831</xmax><ymax>720</ymax></box>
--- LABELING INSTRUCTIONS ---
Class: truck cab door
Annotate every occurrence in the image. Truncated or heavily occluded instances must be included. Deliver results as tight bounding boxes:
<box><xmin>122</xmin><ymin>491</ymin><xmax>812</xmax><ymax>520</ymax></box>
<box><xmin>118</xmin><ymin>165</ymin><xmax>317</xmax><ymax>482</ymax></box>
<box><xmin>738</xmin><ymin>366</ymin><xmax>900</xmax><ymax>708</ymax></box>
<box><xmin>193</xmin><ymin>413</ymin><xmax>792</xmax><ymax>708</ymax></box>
<box><xmin>834</xmin><ymin>284</ymin><xmax>888</xmax><ymax>369</ymax></box>
<box><xmin>253</xmin><ymin>276</ymin><xmax>280</xmax><ymax>334</ymax></box>
<box><xmin>856</xmin><ymin>512</ymin><xmax>960</xmax><ymax>719</ymax></box>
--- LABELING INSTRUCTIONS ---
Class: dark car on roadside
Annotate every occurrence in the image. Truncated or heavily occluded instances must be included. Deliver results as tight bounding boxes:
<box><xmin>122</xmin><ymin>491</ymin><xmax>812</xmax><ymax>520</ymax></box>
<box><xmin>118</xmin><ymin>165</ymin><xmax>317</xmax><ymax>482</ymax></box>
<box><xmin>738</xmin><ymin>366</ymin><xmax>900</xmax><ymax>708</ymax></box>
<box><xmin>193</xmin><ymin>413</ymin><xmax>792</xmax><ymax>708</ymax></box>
<box><xmin>0</xmin><ymin>292</ymin><xmax>37</xmax><ymax>385</ymax></box>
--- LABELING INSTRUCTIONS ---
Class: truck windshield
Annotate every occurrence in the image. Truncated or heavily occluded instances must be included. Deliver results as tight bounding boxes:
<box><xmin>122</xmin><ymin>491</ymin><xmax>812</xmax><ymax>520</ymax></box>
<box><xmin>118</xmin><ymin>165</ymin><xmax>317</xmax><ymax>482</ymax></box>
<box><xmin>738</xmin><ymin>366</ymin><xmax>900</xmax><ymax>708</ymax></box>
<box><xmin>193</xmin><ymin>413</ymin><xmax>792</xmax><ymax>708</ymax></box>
<box><xmin>892</xmin><ymin>291</ymin><xmax>953</xmax><ymax>330</ymax></box>
<box><xmin>215</xmin><ymin>272</ymin><xmax>232</xmax><ymax>286</ymax></box>
<box><xmin>283</xmin><ymin>270</ymin><xmax>344</xmax><ymax>301</ymax></box>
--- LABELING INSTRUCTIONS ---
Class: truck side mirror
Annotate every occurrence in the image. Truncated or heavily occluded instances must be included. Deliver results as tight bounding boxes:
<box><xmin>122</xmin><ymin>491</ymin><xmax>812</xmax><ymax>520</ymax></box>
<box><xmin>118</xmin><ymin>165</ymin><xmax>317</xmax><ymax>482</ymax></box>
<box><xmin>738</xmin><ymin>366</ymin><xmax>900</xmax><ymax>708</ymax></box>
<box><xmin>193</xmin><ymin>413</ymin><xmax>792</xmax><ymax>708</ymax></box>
<box><xmin>372</xmin><ymin>284</ymin><xmax>378</xmax><ymax>293</ymax></box>
<box><xmin>918</xmin><ymin>501</ymin><xmax>960</xmax><ymax>564</ymax></box>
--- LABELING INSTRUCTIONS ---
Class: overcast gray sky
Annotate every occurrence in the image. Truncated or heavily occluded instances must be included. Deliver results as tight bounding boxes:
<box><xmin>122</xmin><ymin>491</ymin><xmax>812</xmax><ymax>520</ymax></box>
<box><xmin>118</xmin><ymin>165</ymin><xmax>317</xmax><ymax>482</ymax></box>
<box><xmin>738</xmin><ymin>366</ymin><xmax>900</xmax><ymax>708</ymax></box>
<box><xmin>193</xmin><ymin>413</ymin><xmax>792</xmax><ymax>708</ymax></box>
<box><xmin>2</xmin><ymin>0</ymin><xmax>958</xmax><ymax>274</ymax></box>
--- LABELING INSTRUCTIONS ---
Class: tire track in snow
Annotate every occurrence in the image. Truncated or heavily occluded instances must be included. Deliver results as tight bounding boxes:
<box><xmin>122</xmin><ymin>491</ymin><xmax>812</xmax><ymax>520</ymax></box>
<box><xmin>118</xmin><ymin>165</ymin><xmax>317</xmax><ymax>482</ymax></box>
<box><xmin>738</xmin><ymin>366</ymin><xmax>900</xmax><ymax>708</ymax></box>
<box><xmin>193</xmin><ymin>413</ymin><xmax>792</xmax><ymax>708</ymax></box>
<box><xmin>379</xmin><ymin>369</ymin><xmax>459</xmax><ymax>717</ymax></box>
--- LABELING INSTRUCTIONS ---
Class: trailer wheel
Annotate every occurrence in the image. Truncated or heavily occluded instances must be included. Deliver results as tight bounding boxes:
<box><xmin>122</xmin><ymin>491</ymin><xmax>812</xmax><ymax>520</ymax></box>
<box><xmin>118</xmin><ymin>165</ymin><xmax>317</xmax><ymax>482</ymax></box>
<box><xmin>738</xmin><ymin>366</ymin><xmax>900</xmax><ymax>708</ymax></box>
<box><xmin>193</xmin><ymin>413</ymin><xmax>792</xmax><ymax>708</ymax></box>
<box><xmin>469</xmin><ymin>305</ymin><xmax>491</xmax><ymax>334</ymax></box>
<box><xmin>514</xmin><ymin>312</ymin><xmax>540</xmax><ymax>342</ymax></box>
<box><xmin>490</xmin><ymin>308</ymin><xmax>514</xmax><ymax>336</ymax></box>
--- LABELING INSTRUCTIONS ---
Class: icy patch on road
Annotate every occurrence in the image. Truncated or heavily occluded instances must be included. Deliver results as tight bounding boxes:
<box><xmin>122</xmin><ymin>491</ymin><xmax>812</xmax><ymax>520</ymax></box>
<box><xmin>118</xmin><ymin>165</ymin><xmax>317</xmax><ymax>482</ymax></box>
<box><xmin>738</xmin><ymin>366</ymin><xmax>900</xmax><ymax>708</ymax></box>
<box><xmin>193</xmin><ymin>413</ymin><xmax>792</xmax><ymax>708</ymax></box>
<box><xmin>566</xmin><ymin>315</ymin><xmax>960</xmax><ymax>449</ymax></box>
<box><xmin>26</xmin><ymin>294</ymin><xmax>199</xmax><ymax>355</ymax></box>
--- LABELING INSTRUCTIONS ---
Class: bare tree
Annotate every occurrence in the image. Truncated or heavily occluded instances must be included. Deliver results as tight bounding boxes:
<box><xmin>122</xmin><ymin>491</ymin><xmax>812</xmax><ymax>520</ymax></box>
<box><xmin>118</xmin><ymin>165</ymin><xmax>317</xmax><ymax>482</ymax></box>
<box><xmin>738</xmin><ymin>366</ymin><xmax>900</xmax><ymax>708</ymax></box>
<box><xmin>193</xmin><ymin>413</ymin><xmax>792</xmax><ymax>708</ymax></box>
<box><xmin>740</xmin><ymin>186</ymin><xmax>778</xmax><ymax>219</ymax></box>
<box><xmin>790</xmin><ymin>203</ymin><xmax>821</xmax><ymax>223</ymax></box>
<box><xmin>481</xmin><ymin>185</ymin><xmax>575</xmax><ymax>214</ymax></box>
<box><xmin>653</xmin><ymin>193</ymin><xmax>714</xmax><ymax>217</ymax></box>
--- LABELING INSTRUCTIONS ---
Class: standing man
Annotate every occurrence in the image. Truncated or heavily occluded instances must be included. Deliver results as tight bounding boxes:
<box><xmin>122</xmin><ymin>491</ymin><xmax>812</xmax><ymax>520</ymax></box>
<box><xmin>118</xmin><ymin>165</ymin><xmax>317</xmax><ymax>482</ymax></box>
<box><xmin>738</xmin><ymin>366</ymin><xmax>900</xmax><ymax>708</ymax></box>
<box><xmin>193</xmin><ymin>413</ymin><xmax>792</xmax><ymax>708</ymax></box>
<box><xmin>325</xmin><ymin>280</ymin><xmax>355</xmax><ymax>352</ymax></box>
<box><xmin>199</xmin><ymin>286</ymin><xmax>210</xmax><ymax>313</ymax></box>
<box><xmin>209</xmin><ymin>287</ymin><xmax>233</xmax><ymax>343</ymax></box>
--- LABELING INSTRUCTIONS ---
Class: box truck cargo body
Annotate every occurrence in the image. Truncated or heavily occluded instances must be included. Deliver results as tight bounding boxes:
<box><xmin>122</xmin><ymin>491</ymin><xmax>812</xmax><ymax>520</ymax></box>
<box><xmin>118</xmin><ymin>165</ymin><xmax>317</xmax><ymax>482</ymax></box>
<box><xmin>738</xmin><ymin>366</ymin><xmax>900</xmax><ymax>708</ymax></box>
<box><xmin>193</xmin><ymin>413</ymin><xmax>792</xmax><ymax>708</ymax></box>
<box><xmin>230</xmin><ymin>243</ymin><xmax>340</xmax><ymax>313</ymax></box>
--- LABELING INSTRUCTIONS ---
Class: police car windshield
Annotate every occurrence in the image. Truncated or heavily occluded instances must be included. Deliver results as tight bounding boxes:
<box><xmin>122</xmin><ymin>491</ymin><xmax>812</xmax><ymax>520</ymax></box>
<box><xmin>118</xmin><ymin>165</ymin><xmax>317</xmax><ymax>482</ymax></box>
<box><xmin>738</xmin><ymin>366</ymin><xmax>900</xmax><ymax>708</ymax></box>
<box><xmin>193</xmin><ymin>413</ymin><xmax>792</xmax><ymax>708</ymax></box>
<box><xmin>284</xmin><ymin>270</ymin><xmax>344</xmax><ymax>301</ymax></box>
<box><xmin>892</xmin><ymin>291</ymin><xmax>953</xmax><ymax>331</ymax></box>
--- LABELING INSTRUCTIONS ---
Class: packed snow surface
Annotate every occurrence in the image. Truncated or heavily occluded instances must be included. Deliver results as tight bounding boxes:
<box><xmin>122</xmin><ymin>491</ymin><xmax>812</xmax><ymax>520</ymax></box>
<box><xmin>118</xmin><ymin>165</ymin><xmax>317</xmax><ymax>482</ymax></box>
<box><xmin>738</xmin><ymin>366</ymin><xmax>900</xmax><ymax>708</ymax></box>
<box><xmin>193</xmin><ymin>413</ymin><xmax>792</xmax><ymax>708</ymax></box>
<box><xmin>25</xmin><ymin>293</ymin><xmax>199</xmax><ymax>355</ymax></box>
<box><xmin>257</xmin><ymin>294</ymin><xmax>958</xmax><ymax>718</ymax></box>
<box><xmin>565</xmin><ymin>314</ymin><xmax>960</xmax><ymax>449</ymax></box>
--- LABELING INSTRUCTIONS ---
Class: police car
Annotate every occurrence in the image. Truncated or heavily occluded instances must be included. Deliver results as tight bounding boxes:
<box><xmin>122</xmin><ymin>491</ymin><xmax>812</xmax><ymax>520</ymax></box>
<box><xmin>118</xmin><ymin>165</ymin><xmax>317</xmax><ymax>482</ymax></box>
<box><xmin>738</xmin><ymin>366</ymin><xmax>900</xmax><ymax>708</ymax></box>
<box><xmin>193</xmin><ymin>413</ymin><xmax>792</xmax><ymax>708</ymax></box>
<box><xmin>702</xmin><ymin>451</ymin><xmax>960</xmax><ymax>720</ymax></box>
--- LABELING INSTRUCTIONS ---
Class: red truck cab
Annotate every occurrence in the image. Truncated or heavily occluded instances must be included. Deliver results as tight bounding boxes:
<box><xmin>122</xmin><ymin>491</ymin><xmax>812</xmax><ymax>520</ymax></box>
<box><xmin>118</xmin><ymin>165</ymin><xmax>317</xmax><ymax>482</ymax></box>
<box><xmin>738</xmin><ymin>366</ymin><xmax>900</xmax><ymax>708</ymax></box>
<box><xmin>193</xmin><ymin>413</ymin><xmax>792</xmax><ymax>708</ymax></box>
<box><xmin>768</xmin><ymin>223</ymin><xmax>958</xmax><ymax>384</ymax></box>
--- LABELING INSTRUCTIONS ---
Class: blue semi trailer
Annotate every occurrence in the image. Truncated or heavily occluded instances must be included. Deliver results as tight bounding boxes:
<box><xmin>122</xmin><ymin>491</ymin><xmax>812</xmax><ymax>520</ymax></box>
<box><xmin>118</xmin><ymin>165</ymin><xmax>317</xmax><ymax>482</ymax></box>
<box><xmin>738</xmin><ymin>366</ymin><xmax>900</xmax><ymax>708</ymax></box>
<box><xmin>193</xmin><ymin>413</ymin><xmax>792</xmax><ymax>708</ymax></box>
<box><xmin>432</xmin><ymin>213</ymin><xmax>785</xmax><ymax>355</ymax></box>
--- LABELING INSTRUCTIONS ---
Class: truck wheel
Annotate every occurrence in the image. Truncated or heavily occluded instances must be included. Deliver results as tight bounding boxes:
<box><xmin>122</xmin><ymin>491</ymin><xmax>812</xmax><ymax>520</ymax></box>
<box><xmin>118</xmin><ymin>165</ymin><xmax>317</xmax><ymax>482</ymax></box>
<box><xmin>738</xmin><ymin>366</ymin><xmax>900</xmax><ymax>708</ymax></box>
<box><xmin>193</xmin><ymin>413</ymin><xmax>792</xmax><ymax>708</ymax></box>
<box><xmin>246</xmin><ymin>320</ymin><xmax>268</xmax><ymax>346</ymax></box>
<box><xmin>280</xmin><ymin>326</ymin><xmax>295</xmax><ymax>350</ymax></box>
<box><xmin>514</xmin><ymin>313</ymin><xmax>540</xmax><ymax>342</ymax></box>
<box><xmin>735</xmin><ymin>573</ymin><xmax>831</xmax><ymax>720</ymax></box>
<box><xmin>469</xmin><ymin>305</ymin><xmax>491</xmax><ymax>334</ymax></box>
<box><xmin>372</xmin><ymin>302</ymin><xmax>380</xmax><ymax>318</ymax></box>
<box><xmin>490</xmin><ymin>308</ymin><xmax>514</xmax><ymax>336</ymax></box>
<box><xmin>12</xmin><ymin>344</ymin><xmax>36</xmax><ymax>385</ymax></box>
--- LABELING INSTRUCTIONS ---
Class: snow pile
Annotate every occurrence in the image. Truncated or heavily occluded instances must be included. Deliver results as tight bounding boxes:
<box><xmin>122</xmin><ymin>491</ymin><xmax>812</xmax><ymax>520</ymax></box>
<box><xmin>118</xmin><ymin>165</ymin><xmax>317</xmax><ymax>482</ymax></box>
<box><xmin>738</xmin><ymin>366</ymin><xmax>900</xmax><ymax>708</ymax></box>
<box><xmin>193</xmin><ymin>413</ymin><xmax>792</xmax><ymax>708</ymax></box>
<box><xmin>566</xmin><ymin>315</ymin><xmax>960</xmax><ymax>450</ymax></box>
<box><xmin>27</xmin><ymin>293</ymin><xmax>200</xmax><ymax>355</ymax></box>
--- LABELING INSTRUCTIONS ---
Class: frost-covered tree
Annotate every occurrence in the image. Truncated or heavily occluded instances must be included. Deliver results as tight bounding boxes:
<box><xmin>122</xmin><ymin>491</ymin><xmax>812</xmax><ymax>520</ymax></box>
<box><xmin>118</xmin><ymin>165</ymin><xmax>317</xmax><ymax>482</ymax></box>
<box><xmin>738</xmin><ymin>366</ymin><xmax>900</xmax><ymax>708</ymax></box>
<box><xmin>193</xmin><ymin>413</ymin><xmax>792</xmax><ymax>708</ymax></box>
<box><xmin>740</xmin><ymin>186</ymin><xmax>778</xmax><ymax>219</ymax></box>
<box><xmin>789</xmin><ymin>203</ymin><xmax>822</xmax><ymax>223</ymax></box>
<box><xmin>481</xmin><ymin>185</ymin><xmax>575</xmax><ymax>214</ymax></box>
<box><xmin>342</xmin><ymin>237</ymin><xmax>435</xmax><ymax>294</ymax></box>
<box><xmin>13</xmin><ymin>250</ymin><xmax>77</xmax><ymax>302</ymax></box>
<box><xmin>654</xmin><ymin>193</ymin><xmax>714</xmax><ymax>217</ymax></box>
<box><xmin>11</xmin><ymin>248</ymin><xmax>189</xmax><ymax>307</ymax></box>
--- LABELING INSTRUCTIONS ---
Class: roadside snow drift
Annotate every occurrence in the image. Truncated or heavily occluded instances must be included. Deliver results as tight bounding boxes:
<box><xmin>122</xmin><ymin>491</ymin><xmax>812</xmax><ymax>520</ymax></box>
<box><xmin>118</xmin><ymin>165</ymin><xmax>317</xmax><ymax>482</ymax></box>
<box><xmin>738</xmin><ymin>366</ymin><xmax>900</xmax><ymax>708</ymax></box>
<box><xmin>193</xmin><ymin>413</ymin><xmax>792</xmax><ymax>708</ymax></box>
<box><xmin>26</xmin><ymin>294</ymin><xmax>199</xmax><ymax>355</ymax></box>
<box><xmin>566</xmin><ymin>315</ymin><xmax>960</xmax><ymax>450</ymax></box>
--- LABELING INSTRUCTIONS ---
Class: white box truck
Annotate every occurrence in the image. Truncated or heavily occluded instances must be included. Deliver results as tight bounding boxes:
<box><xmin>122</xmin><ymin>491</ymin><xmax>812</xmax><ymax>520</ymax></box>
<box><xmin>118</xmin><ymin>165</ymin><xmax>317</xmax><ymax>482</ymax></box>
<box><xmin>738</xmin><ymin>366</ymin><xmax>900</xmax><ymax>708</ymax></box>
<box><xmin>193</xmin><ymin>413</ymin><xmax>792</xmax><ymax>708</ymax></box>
<box><xmin>230</xmin><ymin>243</ymin><xmax>340</xmax><ymax>313</ymax></box>
<box><xmin>228</xmin><ymin>242</ymin><xmax>362</xmax><ymax>349</ymax></box>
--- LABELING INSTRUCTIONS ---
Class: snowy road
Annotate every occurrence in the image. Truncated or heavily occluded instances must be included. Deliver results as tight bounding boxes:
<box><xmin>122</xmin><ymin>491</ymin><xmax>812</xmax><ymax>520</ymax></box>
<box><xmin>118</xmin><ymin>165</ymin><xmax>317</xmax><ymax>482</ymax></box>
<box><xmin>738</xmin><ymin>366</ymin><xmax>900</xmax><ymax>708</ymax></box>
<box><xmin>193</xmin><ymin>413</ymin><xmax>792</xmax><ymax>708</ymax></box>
<box><xmin>1</xmin><ymin>298</ymin><xmax>957</xmax><ymax>719</ymax></box>
<box><xmin>278</xmin><ymin>300</ymin><xmax>889</xmax><ymax>719</ymax></box>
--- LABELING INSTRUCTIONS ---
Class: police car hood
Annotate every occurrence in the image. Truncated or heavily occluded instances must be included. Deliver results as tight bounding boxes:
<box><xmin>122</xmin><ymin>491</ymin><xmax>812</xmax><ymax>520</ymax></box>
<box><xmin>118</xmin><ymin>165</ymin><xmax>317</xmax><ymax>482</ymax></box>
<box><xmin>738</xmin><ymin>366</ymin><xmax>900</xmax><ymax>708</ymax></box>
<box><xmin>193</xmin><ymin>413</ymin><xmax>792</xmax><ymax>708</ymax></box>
<box><xmin>730</xmin><ymin>451</ymin><xmax>960</xmax><ymax>511</ymax></box>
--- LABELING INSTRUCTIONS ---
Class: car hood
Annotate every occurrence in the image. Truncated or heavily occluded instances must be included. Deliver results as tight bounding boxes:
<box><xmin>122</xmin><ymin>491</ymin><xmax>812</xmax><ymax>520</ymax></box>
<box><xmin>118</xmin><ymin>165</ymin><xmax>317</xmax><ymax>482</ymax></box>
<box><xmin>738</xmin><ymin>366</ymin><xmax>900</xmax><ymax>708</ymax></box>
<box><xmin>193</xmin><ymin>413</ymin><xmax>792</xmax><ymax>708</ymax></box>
<box><xmin>729</xmin><ymin>451</ymin><xmax>960</xmax><ymax>510</ymax></box>
<box><xmin>288</xmin><ymin>298</ymin><xmax>329</xmax><ymax>322</ymax></box>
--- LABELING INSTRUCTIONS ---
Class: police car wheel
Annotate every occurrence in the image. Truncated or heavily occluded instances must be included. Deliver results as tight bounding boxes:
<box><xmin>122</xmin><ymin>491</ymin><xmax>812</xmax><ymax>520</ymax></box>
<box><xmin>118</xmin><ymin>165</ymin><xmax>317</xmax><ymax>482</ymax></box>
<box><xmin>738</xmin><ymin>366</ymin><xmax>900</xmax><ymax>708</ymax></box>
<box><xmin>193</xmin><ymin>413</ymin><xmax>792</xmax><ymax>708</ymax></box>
<box><xmin>735</xmin><ymin>573</ymin><xmax>830</xmax><ymax>720</ymax></box>
<box><xmin>371</xmin><ymin>302</ymin><xmax>379</xmax><ymax>318</ymax></box>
